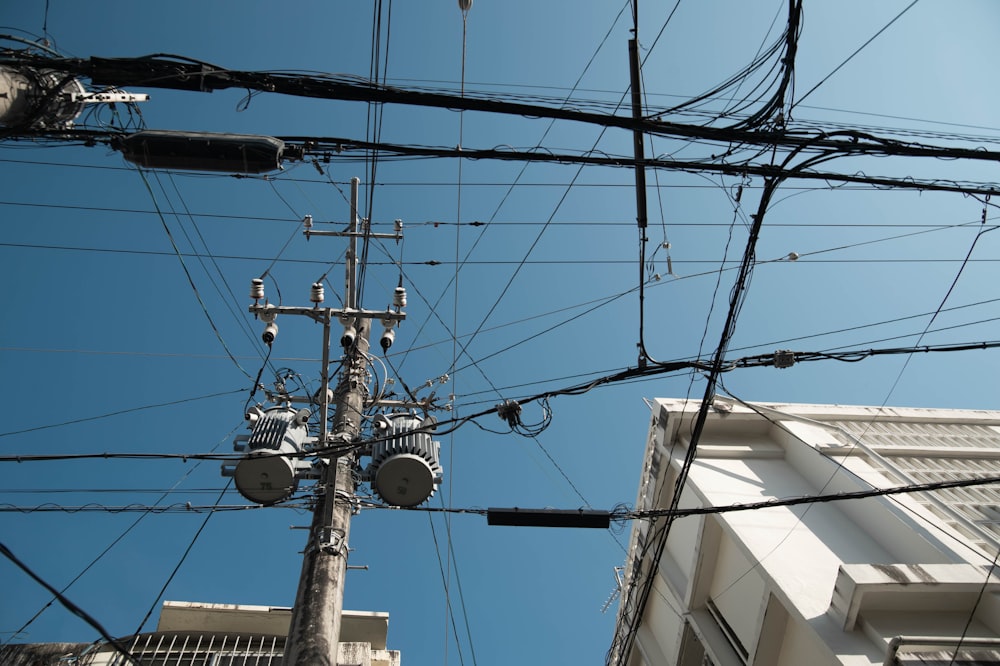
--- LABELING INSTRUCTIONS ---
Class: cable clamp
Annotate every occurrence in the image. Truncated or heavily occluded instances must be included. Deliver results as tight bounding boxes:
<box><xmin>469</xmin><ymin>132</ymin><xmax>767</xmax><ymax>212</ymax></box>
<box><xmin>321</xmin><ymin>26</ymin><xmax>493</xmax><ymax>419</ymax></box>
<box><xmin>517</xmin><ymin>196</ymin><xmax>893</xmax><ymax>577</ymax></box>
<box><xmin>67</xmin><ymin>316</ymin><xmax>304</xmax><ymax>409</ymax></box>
<box><xmin>773</xmin><ymin>349</ymin><xmax>795</xmax><ymax>369</ymax></box>
<box><xmin>319</xmin><ymin>527</ymin><xmax>348</xmax><ymax>557</ymax></box>
<box><xmin>496</xmin><ymin>399</ymin><xmax>522</xmax><ymax>427</ymax></box>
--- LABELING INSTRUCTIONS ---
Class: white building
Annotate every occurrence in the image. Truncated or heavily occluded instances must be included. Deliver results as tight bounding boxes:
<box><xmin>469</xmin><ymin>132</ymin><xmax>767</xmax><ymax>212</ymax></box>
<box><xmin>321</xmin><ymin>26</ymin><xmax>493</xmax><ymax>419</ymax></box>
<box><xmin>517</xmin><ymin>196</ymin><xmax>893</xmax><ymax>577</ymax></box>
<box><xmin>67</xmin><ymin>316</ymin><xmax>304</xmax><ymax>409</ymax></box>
<box><xmin>612</xmin><ymin>398</ymin><xmax>1000</xmax><ymax>666</ymax></box>
<box><xmin>0</xmin><ymin>600</ymin><xmax>400</xmax><ymax>666</ymax></box>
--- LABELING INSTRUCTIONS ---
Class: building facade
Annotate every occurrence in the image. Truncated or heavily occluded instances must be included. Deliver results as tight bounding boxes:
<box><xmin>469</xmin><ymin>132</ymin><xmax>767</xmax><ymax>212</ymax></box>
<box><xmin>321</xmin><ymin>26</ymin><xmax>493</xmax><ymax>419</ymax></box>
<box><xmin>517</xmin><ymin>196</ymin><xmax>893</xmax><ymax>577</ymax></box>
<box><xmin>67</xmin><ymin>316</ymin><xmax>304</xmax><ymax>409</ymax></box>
<box><xmin>0</xmin><ymin>600</ymin><xmax>400</xmax><ymax>666</ymax></box>
<box><xmin>613</xmin><ymin>398</ymin><xmax>1000</xmax><ymax>666</ymax></box>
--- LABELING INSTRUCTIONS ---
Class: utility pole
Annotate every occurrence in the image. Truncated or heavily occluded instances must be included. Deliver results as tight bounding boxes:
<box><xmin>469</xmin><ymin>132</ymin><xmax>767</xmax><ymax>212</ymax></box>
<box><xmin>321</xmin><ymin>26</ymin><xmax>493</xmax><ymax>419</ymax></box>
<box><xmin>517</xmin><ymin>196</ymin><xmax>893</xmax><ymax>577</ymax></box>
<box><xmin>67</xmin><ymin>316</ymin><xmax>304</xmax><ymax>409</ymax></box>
<box><xmin>232</xmin><ymin>177</ymin><xmax>437</xmax><ymax>665</ymax></box>
<box><xmin>284</xmin><ymin>176</ymin><xmax>367</xmax><ymax>666</ymax></box>
<box><xmin>284</xmin><ymin>316</ymin><xmax>369</xmax><ymax>666</ymax></box>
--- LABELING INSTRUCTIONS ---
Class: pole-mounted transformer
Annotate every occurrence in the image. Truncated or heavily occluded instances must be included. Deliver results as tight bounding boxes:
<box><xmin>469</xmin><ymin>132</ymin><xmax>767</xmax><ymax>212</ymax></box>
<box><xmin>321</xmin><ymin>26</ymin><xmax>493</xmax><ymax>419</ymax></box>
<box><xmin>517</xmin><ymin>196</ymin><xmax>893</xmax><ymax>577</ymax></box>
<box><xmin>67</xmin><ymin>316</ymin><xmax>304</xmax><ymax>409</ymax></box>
<box><xmin>222</xmin><ymin>406</ymin><xmax>317</xmax><ymax>505</ymax></box>
<box><xmin>365</xmin><ymin>414</ymin><xmax>443</xmax><ymax>507</ymax></box>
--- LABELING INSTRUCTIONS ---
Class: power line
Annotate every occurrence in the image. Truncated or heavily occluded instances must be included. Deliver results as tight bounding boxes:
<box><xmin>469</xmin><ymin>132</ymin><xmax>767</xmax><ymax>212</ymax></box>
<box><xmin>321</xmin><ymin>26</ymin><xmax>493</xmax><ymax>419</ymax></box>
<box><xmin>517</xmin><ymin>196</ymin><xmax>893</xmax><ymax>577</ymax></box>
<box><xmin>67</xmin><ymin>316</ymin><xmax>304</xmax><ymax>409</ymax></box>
<box><xmin>0</xmin><ymin>335</ymin><xmax>996</xmax><ymax>465</ymax></box>
<box><xmin>0</xmin><ymin>540</ymin><xmax>142</xmax><ymax>665</ymax></box>
<box><xmin>792</xmin><ymin>1</ymin><xmax>920</xmax><ymax>111</ymax></box>
<box><xmin>0</xmin><ymin>388</ymin><xmax>244</xmax><ymax>439</ymax></box>
<box><xmin>132</xmin><ymin>481</ymin><xmax>232</xmax><ymax>635</ymax></box>
<box><xmin>0</xmin><ymin>502</ymin><xmax>278</xmax><ymax>513</ymax></box>
<box><xmin>357</xmin><ymin>473</ymin><xmax>1000</xmax><ymax>523</ymax></box>
<box><xmin>135</xmin><ymin>166</ymin><xmax>252</xmax><ymax>379</ymax></box>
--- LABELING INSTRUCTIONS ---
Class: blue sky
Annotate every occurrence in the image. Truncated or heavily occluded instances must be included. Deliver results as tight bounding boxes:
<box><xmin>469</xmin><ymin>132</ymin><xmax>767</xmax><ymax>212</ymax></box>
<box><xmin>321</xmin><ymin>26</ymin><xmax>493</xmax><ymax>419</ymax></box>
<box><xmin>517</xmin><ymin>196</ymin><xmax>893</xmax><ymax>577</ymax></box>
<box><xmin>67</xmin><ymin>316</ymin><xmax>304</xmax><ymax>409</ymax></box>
<box><xmin>3</xmin><ymin>1</ymin><xmax>1000</xmax><ymax>664</ymax></box>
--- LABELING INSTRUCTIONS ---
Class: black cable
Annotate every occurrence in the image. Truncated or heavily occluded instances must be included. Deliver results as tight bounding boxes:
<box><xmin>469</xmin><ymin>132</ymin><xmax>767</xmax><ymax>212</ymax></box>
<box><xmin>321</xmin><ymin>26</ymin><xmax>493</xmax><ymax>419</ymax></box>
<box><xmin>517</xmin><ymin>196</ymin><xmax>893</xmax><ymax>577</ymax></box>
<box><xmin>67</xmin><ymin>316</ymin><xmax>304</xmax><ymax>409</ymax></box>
<box><xmin>0</xmin><ymin>388</ymin><xmax>244</xmax><ymax>439</ymax></box>
<box><xmin>626</xmin><ymin>474</ymin><xmax>1000</xmax><ymax>520</ymax></box>
<box><xmin>0</xmin><ymin>540</ymin><xmax>142</xmax><ymax>665</ymax></box>
<box><xmin>0</xmin><ymin>503</ymin><xmax>285</xmax><ymax>513</ymax></box>
<box><xmin>792</xmin><ymin>0</ymin><xmax>919</xmax><ymax>112</ymax></box>
<box><xmin>367</xmin><ymin>474</ymin><xmax>1000</xmax><ymax>521</ymax></box>
<box><xmin>426</xmin><ymin>511</ymin><xmax>468</xmax><ymax>666</ymax></box>
<box><xmin>131</xmin><ymin>480</ymin><xmax>232</xmax><ymax>635</ymax></box>
<box><xmin>136</xmin><ymin>167</ymin><xmax>251</xmax><ymax>379</ymax></box>
<box><xmin>1</xmin><ymin>423</ymin><xmax>243</xmax><ymax>647</ymax></box>
<box><xmin>0</xmin><ymin>335</ymin><xmax>996</xmax><ymax>464</ymax></box>
<box><xmin>610</xmin><ymin>126</ymin><xmax>825</xmax><ymax>662</ymax></box>
<box><xmin>245</xmin><ymin>344</ymin><xmax>274</xmax><ymax>413</ymax></box>
<box><xmin>949</xmin><ymin>546</ymin><xmax>1000</xmax><ymax>666</ymax></box>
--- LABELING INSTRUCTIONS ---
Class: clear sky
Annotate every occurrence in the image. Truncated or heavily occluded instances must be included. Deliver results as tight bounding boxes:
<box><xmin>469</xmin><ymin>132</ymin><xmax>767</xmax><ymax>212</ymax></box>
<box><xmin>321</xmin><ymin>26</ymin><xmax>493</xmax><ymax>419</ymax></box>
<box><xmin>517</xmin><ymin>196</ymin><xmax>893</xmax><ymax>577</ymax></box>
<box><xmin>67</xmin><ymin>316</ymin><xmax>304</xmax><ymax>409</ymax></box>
<box><xmin>2</xmin><ymin>1</ymin><xmax>1000</xmax><ymax>664</ymax></box>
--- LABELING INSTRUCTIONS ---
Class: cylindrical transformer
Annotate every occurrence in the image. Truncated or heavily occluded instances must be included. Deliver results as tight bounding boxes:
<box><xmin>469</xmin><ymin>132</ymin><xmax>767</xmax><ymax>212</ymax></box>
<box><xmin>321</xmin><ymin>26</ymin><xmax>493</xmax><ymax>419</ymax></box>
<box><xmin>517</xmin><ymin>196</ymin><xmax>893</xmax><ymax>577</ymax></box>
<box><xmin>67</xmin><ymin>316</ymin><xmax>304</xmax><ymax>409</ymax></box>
<box><xmin>234</xmin><ymin>407</ymin><xmax>309</xmax><ymax>505</ymax></box>
<box><xmin>368</xmin><ymin>414</ymin><xmax>443</xmax><ymax>507</ymax></box>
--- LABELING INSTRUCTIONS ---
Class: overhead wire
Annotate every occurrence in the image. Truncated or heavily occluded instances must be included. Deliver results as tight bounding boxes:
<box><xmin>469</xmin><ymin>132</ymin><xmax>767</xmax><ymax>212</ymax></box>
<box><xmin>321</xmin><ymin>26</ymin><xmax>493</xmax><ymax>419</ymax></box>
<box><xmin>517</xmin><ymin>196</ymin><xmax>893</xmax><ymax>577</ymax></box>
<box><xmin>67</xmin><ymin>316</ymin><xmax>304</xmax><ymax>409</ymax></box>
<box><xmin>0</xmin><ymin>540</ymin><xmax>142</xmax><ymax>665</ymax></box>
<box><xmin>2</xmin><ymin>336</ymin><xmax>999</xmax><ymax>465</ymax></box>
<box><xmin>610</xmin><ymin>123</ymin><xmax>832</xmax><ymax>662</ymax></box>
<box><xmin>131</xmin><ymin>480</ymin><xmax>233</xmax><ymax>636</ymax></box>
<box><xmin>877</xmin><ymin>201</ymin><xmax>997</xmax><ymax>404</ymax></box>
<box><xmin>156</xmin><ymin>170</ymin><xmax>270</xmax><ymax>362</ymax></box>
<box><xmin>444</xmin><ymin>4</ymin><xmax>471</xmax><ymax>662</ymax></box>
<box><xmin>427</xmin><ymin>511</ymin><xmax>467</xmax><ymax>666</ymax></box>
<box><xmin>135</xmin><ymin>166</ymin><xmax>252</xmax><ymax>379</ymax></box>
<box><xmin>950</xmin><ymin>546</ymin><xmax>1000</xmax><ymax>665</ymax></box>
<box><xmin>2</xmin><ymin>423</ymin><xmax>244</xmax><ymax>646</ymax></box>
<box><xmin>0</xmin><ymin>388</ymin><xmax>245</xmax><ymax>439</ymax></box>
<box><xmin>791</xmin><ymin>0</ymin><xmax>920</xmax><ymax>113</ymax></box>
<box><xmin>393</xmin><ymin>0</ymin><xmax>631</xmax><ymax>379</ymax></box>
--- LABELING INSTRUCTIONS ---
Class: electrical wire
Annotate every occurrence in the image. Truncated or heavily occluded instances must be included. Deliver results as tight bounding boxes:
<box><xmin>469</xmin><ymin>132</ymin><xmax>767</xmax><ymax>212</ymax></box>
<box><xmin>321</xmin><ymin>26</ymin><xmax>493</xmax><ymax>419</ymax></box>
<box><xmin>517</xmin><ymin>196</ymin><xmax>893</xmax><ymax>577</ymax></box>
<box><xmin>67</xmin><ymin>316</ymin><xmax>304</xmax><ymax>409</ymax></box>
<box><xmin>0</xmin><ymin>540</ymin><xmax>142</xmax><ymax>665</ymax></box>
<box><xmin>360</xmin><ymin>474</ymin><xmax>1000</xmax><ymax>521</ymax></box>
<box><xmin>0</xmin><ymin>388</ymin><xmax>244</xmax><ymax>439</ymax></box>
<box><xmin>159</xmin><ymin>172</ymin><xmax>267</xmax><ymax>359</ymax></box>
<box><xmin>1</xmin><ymin>335</ymin><xmax>998</xmax><ymax>465</ymax></box>
<box><xmin>394</xmin><ymin>0</ymin><xmax>630</xmax><ymax>379</ymax></box>
<box><xmin>135</xmin><ymin>166</ymin><xmax>252</xmax><ymax>379</ymax></box>
<box><xmin>610</xmin><ymin>131</ymin><xmax>839</xmax><ymax>662</ymax></box>
<box><xmin>131</xmin><ymin>480</ymin><xmax>233</xmax><ymax>636</ymax></box>
<box><xmin>1</xmin><ymin>424</ymin><xmax>244</xmax><ymax>646</ymax></box>
<box><xmin>791</xmin><ymin>0</ymin><xmax>920</xmax><ymax>112</ymax></box>
<box><xmin>427</xmin><ymin>511</ymin><xmax>467</xmax><ymax>666</ymax></box>
<box><xmin>949</xmin><ymin>546</ymin><xmax>1000</xmax><ymax>665</ymax></box>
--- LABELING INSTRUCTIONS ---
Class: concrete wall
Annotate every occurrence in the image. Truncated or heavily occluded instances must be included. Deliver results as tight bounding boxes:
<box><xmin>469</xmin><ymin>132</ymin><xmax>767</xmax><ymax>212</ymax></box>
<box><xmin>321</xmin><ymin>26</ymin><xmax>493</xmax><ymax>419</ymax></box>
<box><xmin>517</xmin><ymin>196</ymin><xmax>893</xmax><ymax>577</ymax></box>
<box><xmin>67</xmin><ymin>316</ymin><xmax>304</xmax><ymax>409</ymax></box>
<box><xmin>619</xmin><ymin>399</ymin><xmax>1000</xmax><ymax>666</ymax></box>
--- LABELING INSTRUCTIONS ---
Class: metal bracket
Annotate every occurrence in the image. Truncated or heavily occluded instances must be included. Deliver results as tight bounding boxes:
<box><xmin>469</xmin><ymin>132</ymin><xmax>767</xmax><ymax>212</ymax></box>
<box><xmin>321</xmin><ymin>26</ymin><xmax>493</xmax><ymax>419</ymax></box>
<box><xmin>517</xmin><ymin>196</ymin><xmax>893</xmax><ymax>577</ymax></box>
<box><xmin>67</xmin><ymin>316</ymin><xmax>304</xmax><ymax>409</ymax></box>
<box><xmin>319</xmin><ymin>527</ymin><xmax>348</xmax><ymax>557</ymax></box>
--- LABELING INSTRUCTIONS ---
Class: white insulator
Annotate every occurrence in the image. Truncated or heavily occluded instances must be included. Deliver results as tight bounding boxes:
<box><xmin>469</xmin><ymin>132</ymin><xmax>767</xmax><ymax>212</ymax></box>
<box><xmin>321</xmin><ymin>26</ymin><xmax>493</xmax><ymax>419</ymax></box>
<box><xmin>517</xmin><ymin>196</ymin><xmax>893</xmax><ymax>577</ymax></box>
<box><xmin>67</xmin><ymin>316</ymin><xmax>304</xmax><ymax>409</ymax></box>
<box><xmin>310</xmin><ymin>282</ymin><xmax>324</xmax><ymax>304</ymax></box>
<box><xmin>250</xmin><ymin>278</ymin><xmax>265</xmax><ymax>301</ymax></box>
<box><xmin>394</xmin><ymin>219</ymin><xmax>403</xmax><ymax>234</ymax></box>
<box><xmin>393</xmin><ymin>286</ymin><xmax>407</xmax><ymax>308</ymax></box>
<box><xmin>380</xmin><ymin>327</ymin><xmax>396</xmax><ymax>351</ymax></box>
<box><xmin>341</xmin><ymin>324</ymin><xmax>357</xmax><ymax>348</ymax></box>
<box><xmin>303</xmin><ymin>214</ymin><xmax>313</xmax><ymax>229</ymax></box>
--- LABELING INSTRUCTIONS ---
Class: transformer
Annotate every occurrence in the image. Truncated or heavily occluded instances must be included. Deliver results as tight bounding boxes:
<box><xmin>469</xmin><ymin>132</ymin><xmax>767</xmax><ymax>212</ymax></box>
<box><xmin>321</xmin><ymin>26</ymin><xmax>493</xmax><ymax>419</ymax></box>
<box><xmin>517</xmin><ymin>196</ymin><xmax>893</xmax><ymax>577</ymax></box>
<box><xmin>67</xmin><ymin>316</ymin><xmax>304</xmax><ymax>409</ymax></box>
<box><xmin>366</xmin><ymin>414</ymin><xmax>443</xmax><ymax>507</ymax></box>
<box><xmin>230</xmin><ymin>407</ymin><xmax>311</xmax><ymax>505</ymax></box>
